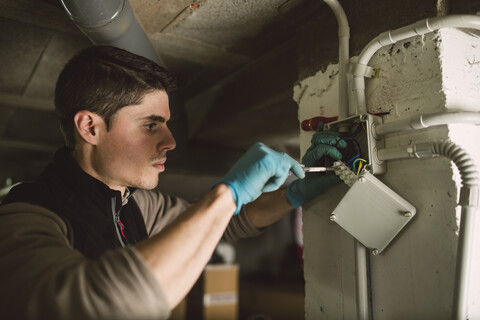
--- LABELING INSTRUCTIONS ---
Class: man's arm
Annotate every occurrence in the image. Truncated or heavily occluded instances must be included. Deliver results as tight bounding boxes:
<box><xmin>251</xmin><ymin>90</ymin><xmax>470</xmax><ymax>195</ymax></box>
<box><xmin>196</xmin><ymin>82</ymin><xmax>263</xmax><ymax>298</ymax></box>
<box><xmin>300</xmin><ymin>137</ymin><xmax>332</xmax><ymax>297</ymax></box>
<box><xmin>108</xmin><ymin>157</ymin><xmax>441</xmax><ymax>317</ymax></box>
<box><xmin>0</xmin><ymin>203</ymin><xmax>171</xmax><ymax>320</ymax></box>
<box><xmin>135</xmin><ymin>184</ymin><xmax>235</xmax><ymax>309</ymax></box>
<box><xmin>135</xmin><ymin>143</ymin><xmax>304</xmax><ymax>309</ymax></box>
<box><xmin>245</xmin><ymin>187</ymin><xmax>293</xmax><ymax>229</ymax></box>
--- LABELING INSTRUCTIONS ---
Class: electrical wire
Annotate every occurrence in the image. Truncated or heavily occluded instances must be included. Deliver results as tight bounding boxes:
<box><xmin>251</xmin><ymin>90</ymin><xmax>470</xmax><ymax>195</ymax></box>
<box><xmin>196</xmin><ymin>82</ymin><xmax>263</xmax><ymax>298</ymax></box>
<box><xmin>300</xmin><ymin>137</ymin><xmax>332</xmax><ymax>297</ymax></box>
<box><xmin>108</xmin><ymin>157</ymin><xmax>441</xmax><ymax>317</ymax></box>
<box><xmin>341</xmin><ymin>125</ymin><xmax>364</xmax><ymax>171</ymax></box>
<box><xmin>343</xmin><ymin>137</ymin><xmax>362</xmax><ymax>155</ymax></box>
<box><xmin>346</xmin><ymin>153</ymin><xmax>361</xmax><ymax>166</ymax></box>
<box><xmin>353</xmin><ymin>158</ymin><xmax>368</xmax><ymax>175</ymax></box>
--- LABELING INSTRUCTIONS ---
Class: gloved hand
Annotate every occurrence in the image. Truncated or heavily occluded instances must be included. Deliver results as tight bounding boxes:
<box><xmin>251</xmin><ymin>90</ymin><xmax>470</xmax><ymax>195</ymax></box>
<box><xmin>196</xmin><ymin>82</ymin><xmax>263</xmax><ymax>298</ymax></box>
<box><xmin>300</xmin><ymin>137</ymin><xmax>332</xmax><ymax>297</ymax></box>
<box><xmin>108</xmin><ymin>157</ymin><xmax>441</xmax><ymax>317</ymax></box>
<box><xmin>286</xmin><ymin>123</ymin><xmax>347</xmax><ymax>208</ymax></box>
<box><xmin>215</xmin><ymin>142</ymin><xmax>305</xmax><ymax>214</ymax></box>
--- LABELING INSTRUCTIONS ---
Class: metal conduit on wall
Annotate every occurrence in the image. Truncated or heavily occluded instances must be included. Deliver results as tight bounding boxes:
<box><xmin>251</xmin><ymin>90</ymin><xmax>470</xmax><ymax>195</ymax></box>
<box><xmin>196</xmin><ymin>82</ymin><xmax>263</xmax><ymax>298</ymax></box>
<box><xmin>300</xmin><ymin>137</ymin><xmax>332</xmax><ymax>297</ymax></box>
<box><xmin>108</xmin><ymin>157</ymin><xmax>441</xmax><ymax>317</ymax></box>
<box><xmin>376</xmin><ymin>140</ymin><xmax>479</xmax><ymax>319</ymax></box>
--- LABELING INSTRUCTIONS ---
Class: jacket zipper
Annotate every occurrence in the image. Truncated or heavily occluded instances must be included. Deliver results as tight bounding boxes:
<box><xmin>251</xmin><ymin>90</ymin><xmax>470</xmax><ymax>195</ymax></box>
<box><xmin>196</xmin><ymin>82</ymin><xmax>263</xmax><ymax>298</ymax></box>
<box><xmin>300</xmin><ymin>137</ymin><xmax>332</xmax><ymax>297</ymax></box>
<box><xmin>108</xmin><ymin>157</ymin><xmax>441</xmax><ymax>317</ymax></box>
<box><xmin>111</xmin><ymin>198</ymin><xmax>126</xmax><ymax>248</ymax></box>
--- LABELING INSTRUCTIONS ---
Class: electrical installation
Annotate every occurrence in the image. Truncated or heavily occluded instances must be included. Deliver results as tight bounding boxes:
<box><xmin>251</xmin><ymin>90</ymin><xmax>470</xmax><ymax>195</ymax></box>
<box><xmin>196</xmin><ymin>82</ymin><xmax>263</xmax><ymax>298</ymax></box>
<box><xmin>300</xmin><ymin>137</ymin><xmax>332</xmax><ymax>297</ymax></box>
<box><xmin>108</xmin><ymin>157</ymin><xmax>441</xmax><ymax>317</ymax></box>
<box><xmin>315</xmin><ymin>1</ymin><xmax>480</xmax><ymax>320</ymax></box>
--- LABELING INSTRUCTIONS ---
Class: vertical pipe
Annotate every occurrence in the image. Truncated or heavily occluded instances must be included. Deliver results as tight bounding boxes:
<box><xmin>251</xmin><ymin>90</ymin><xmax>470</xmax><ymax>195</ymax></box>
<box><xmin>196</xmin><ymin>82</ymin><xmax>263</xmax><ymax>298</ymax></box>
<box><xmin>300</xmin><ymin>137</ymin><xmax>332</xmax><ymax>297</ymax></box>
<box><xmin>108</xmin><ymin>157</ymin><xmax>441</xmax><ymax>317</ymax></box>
<box><xmin>376</xmin><ymin>141</ymin><xmax>479</xmax><ymax>318</ymax></box>
<box><xmin>323</xmin><ymin>0</ymin><xmax>350</xmax><ymax>120</ymax></box>
<box><xmin>322</xmin><ymin>3</ymin><xmax>369</xmax><ymax>319</ymax></box>
<box><xmin>430</xmin><ymin>142</ymin><xmax>479</xmax><ymax>320</ymax></box>
<box><xmin>355</xmin><ymin>241</ymin><xmax>370</xmax><ymax>320</ymax></box>
<box><xmin>453</xmin><ymin>206</ymin><xmax>476</xmax><ymax>320</ymax></box>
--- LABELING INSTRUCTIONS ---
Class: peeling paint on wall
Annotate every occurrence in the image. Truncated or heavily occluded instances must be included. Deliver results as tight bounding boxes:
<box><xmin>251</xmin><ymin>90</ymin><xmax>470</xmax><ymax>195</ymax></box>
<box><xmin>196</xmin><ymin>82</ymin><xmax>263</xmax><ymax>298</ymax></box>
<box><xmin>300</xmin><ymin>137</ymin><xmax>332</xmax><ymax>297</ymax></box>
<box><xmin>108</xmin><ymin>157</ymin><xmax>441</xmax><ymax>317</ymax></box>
<box><xmin>293</xmin><ymin>64</ymin><xmax>339</xmax><ymax>159</ymax></box>
<box><xmin>366</xmin><ymin>33</ymin><xmax>445</xmax><ymax>118</ymax></box>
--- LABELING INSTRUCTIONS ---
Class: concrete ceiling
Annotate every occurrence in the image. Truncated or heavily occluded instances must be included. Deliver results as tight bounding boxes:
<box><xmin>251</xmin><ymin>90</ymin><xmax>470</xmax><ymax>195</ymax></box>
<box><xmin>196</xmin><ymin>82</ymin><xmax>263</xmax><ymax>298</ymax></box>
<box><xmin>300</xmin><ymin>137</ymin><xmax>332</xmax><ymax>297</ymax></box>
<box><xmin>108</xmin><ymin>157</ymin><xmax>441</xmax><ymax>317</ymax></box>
<box><xmin>0</xmin><ymin>0</ymin><xmax>324</xmax><ymax>182</ymax></box>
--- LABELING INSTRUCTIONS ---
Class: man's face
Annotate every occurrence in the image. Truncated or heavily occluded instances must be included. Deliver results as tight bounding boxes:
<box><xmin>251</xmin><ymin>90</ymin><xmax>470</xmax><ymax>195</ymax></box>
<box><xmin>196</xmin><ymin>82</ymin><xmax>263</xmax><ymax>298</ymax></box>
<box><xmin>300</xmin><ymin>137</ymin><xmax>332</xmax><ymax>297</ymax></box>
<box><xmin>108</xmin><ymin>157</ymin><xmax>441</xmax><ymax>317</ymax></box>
<box><xmin>92</xmin><ymin>90</ymin><xmax>176</xmax><ymax>191</ymax></box>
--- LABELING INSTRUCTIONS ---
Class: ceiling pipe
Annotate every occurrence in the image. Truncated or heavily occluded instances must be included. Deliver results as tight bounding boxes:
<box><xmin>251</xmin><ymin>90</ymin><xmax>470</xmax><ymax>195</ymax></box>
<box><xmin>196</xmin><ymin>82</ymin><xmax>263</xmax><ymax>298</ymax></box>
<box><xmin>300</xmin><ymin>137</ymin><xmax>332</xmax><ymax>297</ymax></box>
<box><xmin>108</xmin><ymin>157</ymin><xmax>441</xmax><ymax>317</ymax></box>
<box><xmin>60</xmin><ymin>0</ymin><xmax>164</xmax><ymax>66</ymax></box>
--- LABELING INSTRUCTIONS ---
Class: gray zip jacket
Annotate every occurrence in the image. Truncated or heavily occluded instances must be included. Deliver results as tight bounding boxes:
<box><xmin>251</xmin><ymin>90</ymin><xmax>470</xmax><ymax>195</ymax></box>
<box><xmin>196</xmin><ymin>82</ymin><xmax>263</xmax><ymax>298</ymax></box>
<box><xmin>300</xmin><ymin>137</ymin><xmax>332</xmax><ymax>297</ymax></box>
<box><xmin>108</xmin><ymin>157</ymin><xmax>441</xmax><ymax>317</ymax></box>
<box><xmin>0</xmin><ymin>189</ymin><xmax>262</xmax><ymax>320</ymax></box>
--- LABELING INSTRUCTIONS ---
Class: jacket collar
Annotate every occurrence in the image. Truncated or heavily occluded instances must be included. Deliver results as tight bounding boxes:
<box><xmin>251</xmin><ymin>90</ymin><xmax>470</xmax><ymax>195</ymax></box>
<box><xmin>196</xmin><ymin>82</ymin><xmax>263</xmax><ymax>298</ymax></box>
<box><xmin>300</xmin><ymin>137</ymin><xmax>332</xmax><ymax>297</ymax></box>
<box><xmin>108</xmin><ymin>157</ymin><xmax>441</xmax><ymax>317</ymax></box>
<box><xmin>44</xmin><ymin>147</ymin><xmax>136</xmax><ymax>207</ymax></box>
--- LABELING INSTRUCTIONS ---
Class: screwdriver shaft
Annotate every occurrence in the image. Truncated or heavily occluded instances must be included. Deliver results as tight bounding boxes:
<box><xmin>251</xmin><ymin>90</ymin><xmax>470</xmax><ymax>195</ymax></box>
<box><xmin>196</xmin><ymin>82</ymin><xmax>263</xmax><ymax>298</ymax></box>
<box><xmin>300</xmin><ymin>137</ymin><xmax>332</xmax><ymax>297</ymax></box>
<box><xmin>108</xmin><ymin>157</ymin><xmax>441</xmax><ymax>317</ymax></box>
<box><xmin>303</xmin><ymin>166</ymin><xmax>335</xmax><ymax>172</ymax></box>
<box><xmin>289</xmin><ymin>165</ymin><xmax>334</xmax><ymax>176</ymax></box>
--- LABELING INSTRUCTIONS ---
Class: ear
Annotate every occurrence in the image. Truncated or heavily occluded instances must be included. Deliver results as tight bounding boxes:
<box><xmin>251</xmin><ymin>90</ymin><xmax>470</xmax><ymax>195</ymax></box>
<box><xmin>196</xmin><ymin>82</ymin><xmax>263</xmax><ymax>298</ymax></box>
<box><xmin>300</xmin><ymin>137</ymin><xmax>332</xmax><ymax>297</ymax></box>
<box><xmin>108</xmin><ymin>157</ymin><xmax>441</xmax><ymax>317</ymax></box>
<box><xmin>73</xmin><ymin>111</ymin><xmax>104</xmax><ymax>145</ymax></box>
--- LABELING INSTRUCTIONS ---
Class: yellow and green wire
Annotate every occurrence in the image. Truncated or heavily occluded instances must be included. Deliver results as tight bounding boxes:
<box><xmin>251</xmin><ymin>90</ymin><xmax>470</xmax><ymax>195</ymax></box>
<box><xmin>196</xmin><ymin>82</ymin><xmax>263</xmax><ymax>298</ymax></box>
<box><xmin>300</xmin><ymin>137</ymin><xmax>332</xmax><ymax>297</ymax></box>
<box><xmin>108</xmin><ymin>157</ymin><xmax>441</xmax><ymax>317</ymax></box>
<box><xmin>352</xmin><ymin>158</ymin><xmax>368</xmax><ymax>175</ymax></box>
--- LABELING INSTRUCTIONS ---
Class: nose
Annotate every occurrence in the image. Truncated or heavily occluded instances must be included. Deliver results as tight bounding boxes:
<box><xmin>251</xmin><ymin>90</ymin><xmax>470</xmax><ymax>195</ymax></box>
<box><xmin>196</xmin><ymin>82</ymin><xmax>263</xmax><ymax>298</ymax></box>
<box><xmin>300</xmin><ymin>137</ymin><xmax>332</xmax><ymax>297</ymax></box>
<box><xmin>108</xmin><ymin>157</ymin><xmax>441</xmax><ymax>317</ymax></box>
<box><xmin>158</xmin><ymin>126</ymin><xmax>176</xmax><ymax>152</ymax></box>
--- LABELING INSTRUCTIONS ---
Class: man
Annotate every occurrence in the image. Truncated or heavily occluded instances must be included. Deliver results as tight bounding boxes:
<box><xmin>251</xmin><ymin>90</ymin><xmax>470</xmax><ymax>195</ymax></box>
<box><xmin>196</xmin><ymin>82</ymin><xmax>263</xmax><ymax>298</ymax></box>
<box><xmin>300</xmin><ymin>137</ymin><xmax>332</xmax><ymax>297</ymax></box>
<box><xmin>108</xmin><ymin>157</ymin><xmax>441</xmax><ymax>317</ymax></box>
<box><xmin>0</xmin><ymin>46</ymin><xmax>346</xmax><ymax>320</ymax></box>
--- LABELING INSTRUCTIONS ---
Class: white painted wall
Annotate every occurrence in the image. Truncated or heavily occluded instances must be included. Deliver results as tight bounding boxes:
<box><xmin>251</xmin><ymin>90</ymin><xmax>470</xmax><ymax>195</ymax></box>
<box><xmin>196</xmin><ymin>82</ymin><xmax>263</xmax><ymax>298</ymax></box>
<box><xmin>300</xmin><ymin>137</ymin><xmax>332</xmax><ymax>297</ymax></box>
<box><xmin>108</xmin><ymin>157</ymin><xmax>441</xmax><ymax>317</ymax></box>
<box><xmin>294</xmin><ymin>29</ymin><xmax>480</xmax><ymax>319</ymax></box>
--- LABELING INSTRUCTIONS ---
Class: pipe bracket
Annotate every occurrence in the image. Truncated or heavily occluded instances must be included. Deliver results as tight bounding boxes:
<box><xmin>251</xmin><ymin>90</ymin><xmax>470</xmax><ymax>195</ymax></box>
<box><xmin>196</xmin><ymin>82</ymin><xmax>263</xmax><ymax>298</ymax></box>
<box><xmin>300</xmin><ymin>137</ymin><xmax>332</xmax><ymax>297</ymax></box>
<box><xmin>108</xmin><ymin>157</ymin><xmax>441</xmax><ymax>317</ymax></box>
<box><xmin>459</xmin><ymin>187</ymin><xmax>480</xmax><ymax>207</ymax></box>
<box><xmin>350</xmin><ymin>63</ymin><xmax>379</xmax><ymax>79</ymax></box>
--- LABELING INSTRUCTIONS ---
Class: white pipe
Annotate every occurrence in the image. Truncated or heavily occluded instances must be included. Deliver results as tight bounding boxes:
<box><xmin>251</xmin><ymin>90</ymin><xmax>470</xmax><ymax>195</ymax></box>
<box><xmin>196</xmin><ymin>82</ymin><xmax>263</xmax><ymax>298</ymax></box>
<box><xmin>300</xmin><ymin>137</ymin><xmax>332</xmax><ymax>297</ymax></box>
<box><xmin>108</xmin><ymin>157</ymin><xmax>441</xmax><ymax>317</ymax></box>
<box><xmin>324</xmin><ymin>0</ymin><xmax>350</xmax><ymax>121</ymax></box>
<box><xmin>323</xmin><ymin>3</ymin><xmax>369</xmax><ymax>319</ymax></box>
<box><xmin>454</xmin><ymin>206</ymin><xmax>476</xmax><ymax>320</ymax></box>
<box><xmin>375</xmin><ymin>111</ymin><xmax>480</xmax><ymax>136</ymax></box>
<box><xmin>376</xmin><ymin>145</ymin><xmax>413</xmax><ymax>161</ymax></box>
<box><xmin>354</xmin><ymin>241</ymin><xmax>370</xmax><ymax>320</ymax></box>
<box><xmin>353</xmin><ymin>15</ymin><xmax>480</xmax><ymax>113</ymax></box>
<box><xmin>61</xmin><ymin>0</ymin><xmax>164</xmax><ymax>66</ymax></box>
<box><xmin>376</xmin><ymin>141</ymin><xmax>479</xmax><ymax>320</ymax></box>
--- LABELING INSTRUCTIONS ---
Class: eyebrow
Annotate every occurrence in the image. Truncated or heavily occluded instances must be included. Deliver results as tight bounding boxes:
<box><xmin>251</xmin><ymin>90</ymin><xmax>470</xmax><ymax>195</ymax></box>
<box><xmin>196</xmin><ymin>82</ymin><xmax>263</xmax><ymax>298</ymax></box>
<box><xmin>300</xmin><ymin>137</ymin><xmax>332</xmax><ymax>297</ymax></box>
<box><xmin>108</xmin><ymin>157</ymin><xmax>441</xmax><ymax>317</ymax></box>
<box><xmin>138</xmin><ymin>115</ymin><xmax>167</xmax><ymax>122</ymax></box>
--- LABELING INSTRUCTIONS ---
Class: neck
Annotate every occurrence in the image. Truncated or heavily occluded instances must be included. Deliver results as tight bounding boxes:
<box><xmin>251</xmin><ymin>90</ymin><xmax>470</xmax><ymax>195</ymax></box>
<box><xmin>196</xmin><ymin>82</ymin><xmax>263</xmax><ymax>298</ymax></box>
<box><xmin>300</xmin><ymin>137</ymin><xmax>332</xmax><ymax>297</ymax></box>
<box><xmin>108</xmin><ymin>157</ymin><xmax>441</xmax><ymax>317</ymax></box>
<box><xmin>71</xmin><ymin>144</ymin><xmax>127</xmax><ymax>196</ymax></box>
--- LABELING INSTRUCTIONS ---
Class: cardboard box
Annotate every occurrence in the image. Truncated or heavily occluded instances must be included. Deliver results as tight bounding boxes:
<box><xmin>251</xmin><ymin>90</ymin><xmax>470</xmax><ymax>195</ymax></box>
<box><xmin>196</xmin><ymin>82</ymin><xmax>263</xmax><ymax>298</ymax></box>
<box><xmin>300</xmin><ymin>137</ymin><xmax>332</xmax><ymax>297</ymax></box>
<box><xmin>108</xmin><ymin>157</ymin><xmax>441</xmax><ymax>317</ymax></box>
<box><xmin>239</xmin><ymin>281</ymin><xmax>304</xmax><ymax>320</ymax></box>
<box><xmin>187</xmin><ymin>264</ymin><xmax>238</xmax><ymax>320</ymax></box>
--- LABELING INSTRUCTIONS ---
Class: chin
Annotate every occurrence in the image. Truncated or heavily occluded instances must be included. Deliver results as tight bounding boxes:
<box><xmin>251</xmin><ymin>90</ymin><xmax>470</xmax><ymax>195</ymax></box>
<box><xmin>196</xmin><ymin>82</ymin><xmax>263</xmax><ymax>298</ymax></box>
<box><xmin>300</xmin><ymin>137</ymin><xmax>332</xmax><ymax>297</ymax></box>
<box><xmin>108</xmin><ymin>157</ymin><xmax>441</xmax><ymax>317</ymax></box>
<box><xmin>136</xmin><ymin>178</ymin><xmax>159</xmax><ymax>191</ymax></box>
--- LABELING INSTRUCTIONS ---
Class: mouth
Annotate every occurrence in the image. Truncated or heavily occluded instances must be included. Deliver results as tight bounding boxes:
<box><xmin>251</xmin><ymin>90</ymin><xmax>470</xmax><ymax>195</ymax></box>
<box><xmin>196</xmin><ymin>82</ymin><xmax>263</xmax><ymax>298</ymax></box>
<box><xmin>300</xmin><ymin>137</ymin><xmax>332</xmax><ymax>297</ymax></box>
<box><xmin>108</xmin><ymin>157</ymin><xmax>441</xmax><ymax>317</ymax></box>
<box><xmin>152</xmin><ymin>159</ymin><xmax>166</xmax><ymax>171</ymax></box>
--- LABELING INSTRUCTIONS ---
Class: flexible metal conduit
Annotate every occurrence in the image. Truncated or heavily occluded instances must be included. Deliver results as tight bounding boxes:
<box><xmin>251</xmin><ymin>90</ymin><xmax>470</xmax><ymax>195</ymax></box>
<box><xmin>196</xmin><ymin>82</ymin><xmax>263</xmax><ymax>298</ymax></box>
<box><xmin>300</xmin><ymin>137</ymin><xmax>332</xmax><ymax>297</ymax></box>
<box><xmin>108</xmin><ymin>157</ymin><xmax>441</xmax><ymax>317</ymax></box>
<box><xmin>60</xmin><ymin>0</ymin><xmax>163</xmax><ymax>65</ymax></box>
<box><xmin>377</xmin><ymin>141</ymin><xmax>479</xmax><ymax>320</ymax></box>
<box><xmin>353</xmin><ymin>15</ymin><xmax>480</xmax><ymax>114</ymax></box>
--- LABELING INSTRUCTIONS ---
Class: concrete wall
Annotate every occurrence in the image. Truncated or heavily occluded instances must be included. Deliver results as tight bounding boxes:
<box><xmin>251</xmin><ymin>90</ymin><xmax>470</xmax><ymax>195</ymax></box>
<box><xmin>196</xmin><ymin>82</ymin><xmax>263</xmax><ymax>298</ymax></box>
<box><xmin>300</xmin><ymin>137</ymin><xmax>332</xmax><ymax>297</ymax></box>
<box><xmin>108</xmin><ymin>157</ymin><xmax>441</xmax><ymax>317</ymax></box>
<box><xmin>295</xmin><ymin>27</ymin><xmax>480</xmax><ymax>319</ymax></box>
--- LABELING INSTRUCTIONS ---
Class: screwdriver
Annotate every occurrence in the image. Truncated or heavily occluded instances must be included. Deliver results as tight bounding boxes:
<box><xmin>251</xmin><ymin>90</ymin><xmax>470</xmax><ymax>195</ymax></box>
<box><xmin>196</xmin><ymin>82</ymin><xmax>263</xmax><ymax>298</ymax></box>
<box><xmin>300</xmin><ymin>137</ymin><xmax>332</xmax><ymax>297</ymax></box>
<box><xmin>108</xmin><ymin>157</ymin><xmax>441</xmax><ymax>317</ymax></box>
<box><xmin>302</xmin><ymin>165</ymin><xmax>335</xmax><ymax>172</ymax></box>
<box><xmin>289</xmin><ymin>164</ymin><xmax>335</xmax><ymax>176</ymax></box>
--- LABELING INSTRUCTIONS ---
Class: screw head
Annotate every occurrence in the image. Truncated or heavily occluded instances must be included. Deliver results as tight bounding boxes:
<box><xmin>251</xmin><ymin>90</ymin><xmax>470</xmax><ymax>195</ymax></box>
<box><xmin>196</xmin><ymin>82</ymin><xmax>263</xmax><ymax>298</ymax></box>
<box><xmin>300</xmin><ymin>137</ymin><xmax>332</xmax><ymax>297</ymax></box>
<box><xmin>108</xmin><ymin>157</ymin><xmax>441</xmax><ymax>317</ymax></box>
<box><xmin>404</xmin><ymin>212</ymin><xmax>413</xmax><ymax>218</ymax></box>
<box><xmin>372</xmin><ymin>249</ymin><xmax>379</xmax><ymax>255</ymax></box>
<box><xmin>358</xmin><ymin>177</ymin><xmax>366</xmax><ymax>183</ymax></box>
<box><xmin>330</xmin><ymin>214</ymin><xmax>337</xmax><ymax>221</ymax></box>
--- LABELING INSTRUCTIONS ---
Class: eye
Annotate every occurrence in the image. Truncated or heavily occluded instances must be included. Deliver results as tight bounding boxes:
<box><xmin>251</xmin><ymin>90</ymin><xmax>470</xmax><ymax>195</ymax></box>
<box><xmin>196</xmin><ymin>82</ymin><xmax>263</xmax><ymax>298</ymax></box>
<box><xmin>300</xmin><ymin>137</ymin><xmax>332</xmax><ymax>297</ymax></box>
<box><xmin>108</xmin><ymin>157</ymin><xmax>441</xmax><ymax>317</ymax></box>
<box><xmin>144</xmin><ymin>123</ymin><xmax>158</xmax><ymax>131</ymax></box>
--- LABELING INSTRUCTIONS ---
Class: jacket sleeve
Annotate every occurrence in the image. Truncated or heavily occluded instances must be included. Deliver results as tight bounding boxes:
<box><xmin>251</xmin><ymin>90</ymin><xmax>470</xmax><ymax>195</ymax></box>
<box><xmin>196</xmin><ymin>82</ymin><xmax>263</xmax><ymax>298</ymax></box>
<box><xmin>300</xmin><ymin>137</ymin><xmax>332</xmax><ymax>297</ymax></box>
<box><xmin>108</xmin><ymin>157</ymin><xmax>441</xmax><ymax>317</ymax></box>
<box><xmin>223</xmin><ymin>206</ymin><xmax>265</xmax><ymax>242</ymax></box>
<box><xmin>133</xmin><ymin>189</ymin><xmax>191</xmax><ymax>237</ymax></box>
<box><xmin>133</xmin><ymin>189</ymin><xmax>264</xmax><ymax>241</ymax></box>
<box><xmin>0</xmin><ymin>203</ymin><xmax>170</xmax><ymax>320</ymax></box>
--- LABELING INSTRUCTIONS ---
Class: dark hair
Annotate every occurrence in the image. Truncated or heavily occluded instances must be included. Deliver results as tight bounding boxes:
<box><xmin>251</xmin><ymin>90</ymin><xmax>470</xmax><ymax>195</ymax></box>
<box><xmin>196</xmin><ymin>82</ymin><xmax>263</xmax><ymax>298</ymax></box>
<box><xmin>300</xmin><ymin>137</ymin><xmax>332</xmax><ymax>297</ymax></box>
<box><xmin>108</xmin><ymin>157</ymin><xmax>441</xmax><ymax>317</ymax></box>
<box><xmin>54</xmin><ymin>45</ymin><xmax>176</xmax><ymax>147</ymax></box>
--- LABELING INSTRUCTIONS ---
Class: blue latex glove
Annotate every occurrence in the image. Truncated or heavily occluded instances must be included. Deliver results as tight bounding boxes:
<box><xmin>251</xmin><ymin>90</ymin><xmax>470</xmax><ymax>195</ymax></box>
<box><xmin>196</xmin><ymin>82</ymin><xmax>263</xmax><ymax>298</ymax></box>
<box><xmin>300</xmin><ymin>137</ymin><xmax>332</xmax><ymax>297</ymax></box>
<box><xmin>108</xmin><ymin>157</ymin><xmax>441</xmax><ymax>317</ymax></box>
<box><xmin>286</xmin><ymin>123</ymin><xmax>347</xmax><ymax>208</ymax></box>
<box><xmin>215</xmin><ymin>142</ymin><xmax>305</xmax><ymax>214</ymax></box>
